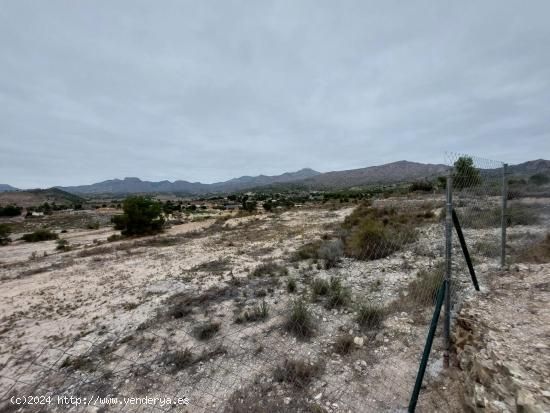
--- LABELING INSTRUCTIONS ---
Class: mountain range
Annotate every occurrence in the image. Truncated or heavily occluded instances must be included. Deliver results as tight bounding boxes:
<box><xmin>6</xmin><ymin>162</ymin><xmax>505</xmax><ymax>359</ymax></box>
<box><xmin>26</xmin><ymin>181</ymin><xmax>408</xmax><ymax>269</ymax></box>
<box><xmin>1</xmin><ymin>159</ymin><xmax>549</xmax><ymax>196</ymax></box>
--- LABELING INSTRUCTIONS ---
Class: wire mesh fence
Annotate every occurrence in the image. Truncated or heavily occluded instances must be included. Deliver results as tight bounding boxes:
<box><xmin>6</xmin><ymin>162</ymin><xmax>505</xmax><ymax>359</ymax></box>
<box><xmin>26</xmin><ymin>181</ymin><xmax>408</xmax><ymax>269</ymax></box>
<box><xmin>445</xmin><ymin>153</ymin><xmax>505</xmax><ymax>309</ymax></box>
<box><xmin>0</xmin><ymin>154</ymin><xmax>509</xmax><ymax>412</ymax></box>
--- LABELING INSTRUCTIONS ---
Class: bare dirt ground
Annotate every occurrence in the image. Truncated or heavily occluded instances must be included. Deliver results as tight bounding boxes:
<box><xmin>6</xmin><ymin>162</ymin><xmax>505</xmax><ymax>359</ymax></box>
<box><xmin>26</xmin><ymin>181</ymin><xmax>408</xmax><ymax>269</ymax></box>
<box><xmin>0</xmin><ymin>198</ymin><xmax>548</xmax><ymax>412</ymax></box>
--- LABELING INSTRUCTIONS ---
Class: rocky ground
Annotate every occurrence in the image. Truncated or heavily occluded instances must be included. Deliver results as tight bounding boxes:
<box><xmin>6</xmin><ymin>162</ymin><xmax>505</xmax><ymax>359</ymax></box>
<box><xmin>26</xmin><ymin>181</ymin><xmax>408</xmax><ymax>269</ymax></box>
<box><xmin>0</xmin><ymin>196</ymin><xmax>548</xmax><ymax>412</ymax></box>
<box><xmin>450</xmin><ymin>263</ymin><xmax>550</xmax><ymax>412</ymax></box>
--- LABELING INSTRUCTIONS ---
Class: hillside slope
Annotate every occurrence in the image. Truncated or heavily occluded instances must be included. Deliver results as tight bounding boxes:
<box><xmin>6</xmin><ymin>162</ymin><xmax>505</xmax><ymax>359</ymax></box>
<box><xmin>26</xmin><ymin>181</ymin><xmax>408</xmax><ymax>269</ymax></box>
<box><xmin>302</xmin><ymin>160</ymin><xmax>450</xmax><ymax>189</ymax></box>
<box><xmin>0</xmin><ymin>188</ymin><xmax>83</xmax><ymax>207</ymax></box>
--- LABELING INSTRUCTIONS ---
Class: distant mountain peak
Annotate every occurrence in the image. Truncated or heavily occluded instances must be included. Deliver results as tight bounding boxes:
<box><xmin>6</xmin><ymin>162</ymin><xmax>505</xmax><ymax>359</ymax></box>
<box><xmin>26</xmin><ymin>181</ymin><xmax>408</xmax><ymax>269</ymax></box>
<box><xmin>52</xmin><ymin>159</ymin><xmax>549</xmax><ymax>196</ymax></box>
<box><xmin>0</xmin><ymin>184</ymin><xmax>19</xmax><ymax>192</ymax></box>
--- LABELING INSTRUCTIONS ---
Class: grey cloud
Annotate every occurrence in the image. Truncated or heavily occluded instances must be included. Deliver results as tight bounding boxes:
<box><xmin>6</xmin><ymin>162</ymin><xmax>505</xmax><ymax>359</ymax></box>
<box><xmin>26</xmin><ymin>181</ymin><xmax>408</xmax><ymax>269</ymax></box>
<box><xmin>1</xmin><ymin>0</ymin><xmax>549</xmax><ymax>188</ymax></box>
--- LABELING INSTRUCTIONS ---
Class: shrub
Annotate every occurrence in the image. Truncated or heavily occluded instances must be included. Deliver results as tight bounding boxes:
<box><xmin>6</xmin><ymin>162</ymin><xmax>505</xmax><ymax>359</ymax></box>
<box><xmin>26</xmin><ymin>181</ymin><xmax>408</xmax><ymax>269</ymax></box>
<box><xmin>252</xmin><ymin>261</ymin><xmax>288</xmax><ymax>277</ymax></box>
<box><xmin>292</xmin><ymin>240</ymin><xmax>322</xmax><ymax>261</ymax></box>
<box><xmin>528</xmin><ymin>173</ymin><xmax>549</xmax><ymax>186</ymax></box>
<box><xmin>507</xmin><ymin>203</ymin><xmax>539</xmax><ymax>226</ymax></box>
<box><xmin>409</xmin><ymin>181</ymin><xmax>434</xmax><ymax>192</ymax></box>
<box><xmin>310</xmin><ymin>278</ymin><xmax>330</xmax><ymax>297</ymax></box>
<box><xmin>273</xmin><ymin>359</ymin><xmax>322</xmax><ymax>388</ymax></box>
<box><xmin>317</xmin><ymin>239</ymin><xmax>343</xmax><ymax>269</ymax></box>
<box><xmin>112</xmin><ymin>196</ymin><xmax>165</xmax><ymax>236</ymax></box>
<box><xmin>287</xmin><ymin>277</ymin><xmax>297</xmax><ymax>293</ymax></box>
<box><xmin>458</xmin><ymin>203</ymin><xmax>539</xmax><ymax>229</ymax></box>
<box><xmin>345</xmin><ymin>218</ymin><xmax>395</xmax><ymax>260</ymax></box>
<box><xmin>56</xmin><ymin>239</ymin><xmax>71</xmax><ymax>252</ymax></box>
<box><xmin>0</xmin><ymin>204</ymin><xmax>23</xmax><ymax>217</ymax></box>
<box><xmin>193</xmin><ymin>320</ymin><xmax>220</xmax><ymax>340</ymax></box>
<box><xmin>22</xmin><ymin>228</ymin><xmax>58</xmax><ymax>242</ymax></box>
<box><xmin>285</xmin><ymin>299</ymin><xmax>315</xmax><ymax>339</ymax></box>
<box><xmin>473</xmin><ymin>240</ymin><xmax>499</xmax><ymax>258</ymax></box>
<box><xmin>407</xmin><ymin>263</ymin><xmax>445</xmax><ymax>306</ymax></box>
<box><xmin>333</xmin><ymin>334</ymin><xmax>355</xmax><ymax>355</ymax></box>
<box><xmin>235</xmin><ymin>301</ymin><xmax>269</xmax><ymax>323</ymax></box>
<box><xmin>356</xmin><ymin>303</ymin><xmax>386</xmax><ymax>329</ymax></box>
<box><xmin>342</xmin><ymin>203</ymin><xmax>421</xmax><ymax>261</ymax></box>
<box><xmin>87</xmin><ymin>221</ymin><xmax>100</xmax><ymax>230</ymax></box>
<box><xmin>326</xmin><ymin>277</ymin><xmax>351</xmax><ymax>309</ymax></box>
<box><xmin>163</xmin><ymin>349</ymin><xmax>193</xmax><ymax>372</ymax></box>
<box><xmin>0</xmin><ymin>224</ymin><xmax>11</xmax><ymax>245</ymax></box>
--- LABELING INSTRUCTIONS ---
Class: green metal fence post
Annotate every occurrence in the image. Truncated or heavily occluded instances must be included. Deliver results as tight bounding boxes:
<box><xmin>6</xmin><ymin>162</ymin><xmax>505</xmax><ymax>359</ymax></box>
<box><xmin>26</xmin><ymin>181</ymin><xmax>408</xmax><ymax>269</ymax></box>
<box><xmin>451</xmin><ymin>209</ymin><xmax>480</xmax><ymax>291</ymax></box>
<box><xmin>408</xmin><ymin>280</ymin><xmax>447</xmax><ymax>413</ymax></box>
<box><xmin>444</xmin><ymin>172</ymin><xmax>452</xmax><ymax>368</ymax></box>
<box><xmin>501</xmin><ymin>163</ymin><xmax>508</xmax><ymax>268</ymax></box>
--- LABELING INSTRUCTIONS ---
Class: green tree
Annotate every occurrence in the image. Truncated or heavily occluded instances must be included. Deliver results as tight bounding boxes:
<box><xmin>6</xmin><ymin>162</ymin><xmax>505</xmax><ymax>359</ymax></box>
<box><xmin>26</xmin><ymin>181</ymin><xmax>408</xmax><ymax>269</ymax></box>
<box><xmin>453</xmin><ymin>156</ymin><xmax>482</xmax><ymax>189</ymax></box>
<box><xmin>112</xmin><ymin>196</ymin><xmax>165</xmax><ymax>236</ymax></box>
<box><xmin>0</xmin><ymin>224</ymin><xmax>11</xmax><ymax>245</ymax></box>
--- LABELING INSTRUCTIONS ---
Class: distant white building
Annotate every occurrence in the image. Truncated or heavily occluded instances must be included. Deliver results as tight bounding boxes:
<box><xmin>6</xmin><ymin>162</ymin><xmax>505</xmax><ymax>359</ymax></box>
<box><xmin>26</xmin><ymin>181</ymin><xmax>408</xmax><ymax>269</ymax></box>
<box><xmin>31</xmin><ymin>211</ymin><xmax>44</xmax><ymax>217</ymax></box>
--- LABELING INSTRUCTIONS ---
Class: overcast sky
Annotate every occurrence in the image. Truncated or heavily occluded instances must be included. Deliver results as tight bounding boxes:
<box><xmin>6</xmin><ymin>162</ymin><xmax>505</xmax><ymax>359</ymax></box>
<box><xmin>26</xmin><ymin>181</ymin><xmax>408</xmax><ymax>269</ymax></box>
<box><xmin>1</xmin><ymin>1</ymin><xmax>549</xmax><ymax>188</ymax></box>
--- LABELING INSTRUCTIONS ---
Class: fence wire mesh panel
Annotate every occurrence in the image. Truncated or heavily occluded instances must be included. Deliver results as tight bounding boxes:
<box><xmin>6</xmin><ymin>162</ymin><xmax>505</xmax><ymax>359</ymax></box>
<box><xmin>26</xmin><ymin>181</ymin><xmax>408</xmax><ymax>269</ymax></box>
<box><xmin>0</xmin><ymin>155</ymin><xmax>510</xmax><ymax>412</ymax></box>
<box><xmin>444</xmin><ymin>153</ymin><xmax>505</xmax><ymax>308</ymax></box>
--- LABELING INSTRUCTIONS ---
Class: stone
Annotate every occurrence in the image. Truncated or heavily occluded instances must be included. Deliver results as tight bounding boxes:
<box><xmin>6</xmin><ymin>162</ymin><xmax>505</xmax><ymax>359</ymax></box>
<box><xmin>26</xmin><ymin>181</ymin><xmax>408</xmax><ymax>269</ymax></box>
<box><xmin>353</xmin><ymin>336</ymin><xmax>364</xmax><ymax>347</ymax></box>
<box><xmin>516</xmin><ymin>389</ymin><xmax>544</xmax><ymax>413</ymax></box>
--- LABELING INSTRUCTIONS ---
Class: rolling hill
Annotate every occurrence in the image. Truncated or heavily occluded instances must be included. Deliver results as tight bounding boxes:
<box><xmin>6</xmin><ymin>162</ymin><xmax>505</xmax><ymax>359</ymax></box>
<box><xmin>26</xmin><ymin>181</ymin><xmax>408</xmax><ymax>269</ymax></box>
<box><xmin>3</xmin><ymin>159</ymin><xmax>548</xmax><ymax>197</ymax></box>
<box><xmin>0</xmin><ymin>188</ymin><xmax>84</xmax><ymax>208</ymax></box>
<box><xmin>58</xmin><ymin>168</ymin><xmax>321</xmax><ymax>195</ymax></box>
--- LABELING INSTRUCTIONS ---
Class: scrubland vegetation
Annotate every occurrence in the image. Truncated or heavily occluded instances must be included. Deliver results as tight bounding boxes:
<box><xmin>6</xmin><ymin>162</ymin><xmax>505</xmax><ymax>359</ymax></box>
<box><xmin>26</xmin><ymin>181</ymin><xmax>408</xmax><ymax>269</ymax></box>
<box><xmin>0</xmin><ymin>164</ymin><xmax>549</xmax><ymax>412</ymax></box>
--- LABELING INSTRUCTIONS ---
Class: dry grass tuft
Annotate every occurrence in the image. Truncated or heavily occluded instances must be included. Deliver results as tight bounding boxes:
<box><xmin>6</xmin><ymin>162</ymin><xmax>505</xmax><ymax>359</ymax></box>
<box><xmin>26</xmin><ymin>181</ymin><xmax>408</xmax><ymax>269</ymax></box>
<box><xmin>285</xmin><ymin>298</ymin><xmax>315</xmax><ymax>339</ymax></box>
<box><xmin>273</xmin><ymin>358</ymin><xmax>323</xmax><ymax>388</ymax></box>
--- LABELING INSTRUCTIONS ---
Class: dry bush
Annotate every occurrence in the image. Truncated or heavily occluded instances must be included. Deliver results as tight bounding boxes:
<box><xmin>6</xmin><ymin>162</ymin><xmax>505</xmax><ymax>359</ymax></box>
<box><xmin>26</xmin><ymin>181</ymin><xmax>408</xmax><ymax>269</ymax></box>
<box><xmin>356</xmin><ymin>303</ymin><xmax>386</xmax><ymax>330</ymax></box>
<box><xmin>311</xmin><ymin>277</ymin><xmax>351</xmax><ymax>308</ymax></box>
<box><xmin>191</xmin><ymin>257</ymin><xmax>231</xmax><ymax>274</ymax></box>
<box><xmin>161</xmin><ymin>349</ymin><xmax>193</xmax><ymax>372</ymax></box>
<box><xmin>273</xmin><ymin>358</ymin><xmax>323</xmax><ymax>388</ymax></box>
<box><xmin>325</xmin><ymin>277</ymin><xmax>351</xmax><ymax>309</ymax></box>
<box><xmin>291</xmin><ymin>240</ymin><xmax>323</xmax><ymax>261</ymax></box>
<box><xmin>333</xmin><ymin>334</ymin><xmax>355</xmax><ymax>355</ymax></box>
<box><xmin>60</xmin><ymin>355</ymin><xmax>95</xmax><ymax>371</ymax></box>
<box><xmin>406</xmin><ymin>262</ymin><xmax>445</xmax><ymax>306</ymax></box>
<box><xmin>342</xmin><ymin>203</ymin><xmax>426</xmax><ymax>260</ymax></box>
<box><xmin>285</xmin><ymin>298</ymin><xmax>315</xmax><ymax>339</ymax></box>
<box><xmin>310</xmin><ymin>277</ymin><xmax>330</xmax><ymax>297</ymax></box>
<box><xmin>22</xmin><ymin>228</ymin><xmax>58</xmax><ymax>242</ymax></box>
<box><xmin>474</xmin><ymin>240</ymin><xmax>500</xmax><ymax>258</ymax></box>
<box><xmin>287</xmin><ymin>277</ymin><xmax>297</xmax><ymax>293</ymax></box>
<box><xmin>77</xmin><ymin>245</ymin><xmax>113</xmax><ymax>257</ymax></box>
<box><xmin>193</xmin><ymin>320</ymin><xmax>221</xmax><ymax>340</ymax></box>
<box><xmin>235</xmin><ymin>301</ymin><xmax>269</xmax><ymax>324</ymax></box>
<box><xmin>251</xmin><ymin>261</ymin><xmax>288</xmax><ymax>277</ymax></box>
<box><xmin>165</xmin><ymin>286</ymin><xmax>235</xmax><ymax>320</ymax></box>
<box><xmin>456</xmin><ymin>202</ymin><xmax>539</xmax><ymax>229</ymax></box>
<box><xmin>318</xmin><ymin>239</ymin><xmax>343</xmax><ymax>268</ymax></box>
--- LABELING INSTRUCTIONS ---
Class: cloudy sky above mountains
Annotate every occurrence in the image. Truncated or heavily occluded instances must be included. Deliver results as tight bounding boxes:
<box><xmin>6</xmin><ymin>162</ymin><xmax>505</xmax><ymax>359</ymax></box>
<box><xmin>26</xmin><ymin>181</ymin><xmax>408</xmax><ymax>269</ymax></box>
<box><xmin>1</xmin><ymin>0</ymin><xmax>549</xmax><ymax>188</ymax></box>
